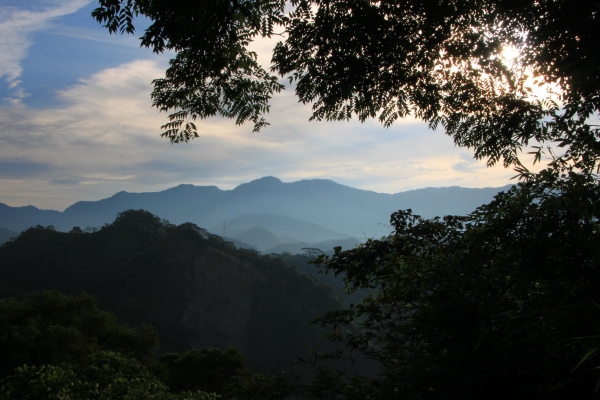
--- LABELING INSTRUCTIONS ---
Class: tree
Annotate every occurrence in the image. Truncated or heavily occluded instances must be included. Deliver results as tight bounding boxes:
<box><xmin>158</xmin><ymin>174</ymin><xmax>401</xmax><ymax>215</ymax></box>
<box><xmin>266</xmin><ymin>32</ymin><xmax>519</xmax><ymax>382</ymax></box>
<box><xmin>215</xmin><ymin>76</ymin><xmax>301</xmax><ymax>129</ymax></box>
<box><xmin>157</xmin><ymin>347</ymin><xmax>247</xmax><ymax>397</ymax></box>
<box><xmin>0</xmin><ymin>291</ymin><xmax>158</xmax><ymax>379</ymax></box>
<box><xmin>91</xmin><ymin>0</ymin><xmax>599</xmax><ymax>177</ymax></box>
<box><xmin>0</xmin><ymin>291</ymin><xmax>263</xmax><ymax>400</ymax></box>
<box><xmin>0</xmin><ymin>351</ymin><xmax>219</xmax><ymax>400</ymax></box>
<box><xmin>310</xmin><ymin>176</ymin><xmax>600</xmax><ymax>399</ymax></box>
<box><xmin>227</xmin><ymin>373</ymin><xmax>288</xmax><ymax>400</ymax></box>
<box><xmin>69</xmin><ymin>226</ymin><xmax>83</xmax><ymax>234</ymax></box>
<box><xmin>0</xmin><ymin>292</ymin><xmax>224</xmax><ymax>399</ymax></box>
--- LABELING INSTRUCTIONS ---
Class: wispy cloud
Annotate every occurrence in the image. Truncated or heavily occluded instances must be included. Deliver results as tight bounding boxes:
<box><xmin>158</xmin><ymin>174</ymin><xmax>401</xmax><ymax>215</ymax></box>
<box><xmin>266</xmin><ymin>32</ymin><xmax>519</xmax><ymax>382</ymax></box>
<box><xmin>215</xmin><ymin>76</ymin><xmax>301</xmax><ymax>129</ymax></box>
<box><xmin>0</xmin><ymin>59</ymin><xmax>513</xmax><ymax>210</ymax></box>
<box><xmin>43</xmin><ymin>23</ymin><xmax>143</xmax><ymax>48</ymax></box>
<box><xmin>0</xmin><ymin>0</ymin><xmax>88</xmax><ymax>104</ymax></box>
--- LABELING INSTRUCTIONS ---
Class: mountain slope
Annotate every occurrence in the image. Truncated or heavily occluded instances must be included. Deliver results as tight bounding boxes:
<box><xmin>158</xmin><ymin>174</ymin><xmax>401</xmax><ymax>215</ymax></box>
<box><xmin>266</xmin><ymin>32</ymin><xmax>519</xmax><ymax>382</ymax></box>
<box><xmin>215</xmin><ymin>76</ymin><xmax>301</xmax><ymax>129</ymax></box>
<box><xmin>0</xmin><ymin>228</ymin><xmax>18</xmax><ymax>245</ymax></box>
<box><xmin>0</xmin><ymin>210</ymin><xmax>342</xmax><ymax>373</ymax></box>
<box><xmin>224</xmin><ymin>225</ymin><xmax>281</xmax><ymax>251</ymax></box>
<box><xmin>0</xmin><ymin>203</ymin><xmax>61</xmax><ymax>232</ymax></box>
<box><xmin>208</xmin><ymin>213</ymin><xmax>353</xmax><ymax>251</ymax></box>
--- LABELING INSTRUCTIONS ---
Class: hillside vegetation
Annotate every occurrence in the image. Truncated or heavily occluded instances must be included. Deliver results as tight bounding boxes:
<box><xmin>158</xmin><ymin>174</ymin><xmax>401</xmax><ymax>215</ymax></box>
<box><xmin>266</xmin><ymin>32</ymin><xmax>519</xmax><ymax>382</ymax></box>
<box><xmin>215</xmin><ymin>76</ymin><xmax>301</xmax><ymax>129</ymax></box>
<box><xmin>0</xmin><ymin>210</ymin><xmax>344</xmax><ymax>374</ymax></box>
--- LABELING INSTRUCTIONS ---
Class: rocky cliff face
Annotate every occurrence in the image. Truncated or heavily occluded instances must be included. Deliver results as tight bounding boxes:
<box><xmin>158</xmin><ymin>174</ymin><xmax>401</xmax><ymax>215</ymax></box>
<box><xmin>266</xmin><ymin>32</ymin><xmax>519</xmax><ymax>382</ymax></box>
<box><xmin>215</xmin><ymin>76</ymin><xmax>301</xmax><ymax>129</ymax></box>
<box><xmin>0</xmin><ymin>210</ymin><xmax>343</xmax><ymax>373</ymax></box>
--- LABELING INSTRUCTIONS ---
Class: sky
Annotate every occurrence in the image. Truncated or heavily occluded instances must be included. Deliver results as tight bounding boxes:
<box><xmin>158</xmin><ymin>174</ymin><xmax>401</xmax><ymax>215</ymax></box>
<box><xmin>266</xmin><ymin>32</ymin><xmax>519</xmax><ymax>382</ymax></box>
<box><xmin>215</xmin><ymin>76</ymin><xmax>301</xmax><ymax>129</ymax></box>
<box><xmin>0</xmin><ymin>0</ymin><xmax>514</xmax><ymax>211</ymax></box>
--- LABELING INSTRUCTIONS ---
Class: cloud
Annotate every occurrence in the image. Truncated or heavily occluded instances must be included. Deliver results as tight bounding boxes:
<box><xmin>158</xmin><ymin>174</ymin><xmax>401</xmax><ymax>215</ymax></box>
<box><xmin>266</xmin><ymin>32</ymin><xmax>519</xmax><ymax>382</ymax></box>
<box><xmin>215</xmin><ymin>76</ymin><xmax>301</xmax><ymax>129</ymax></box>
<box><xmin>0</xmin><ymin>59</ymin><xmax>514</xmax><ymax>210</ymax></box>
<box><xmin>0</xmin><ymin>0</ymin><xmax>88</xmax><ymax>103</ymax></box>
<box><xmin>43</xmin><ymin>24</ymin><xmax>142</xmax><ymax>48</ymax></box>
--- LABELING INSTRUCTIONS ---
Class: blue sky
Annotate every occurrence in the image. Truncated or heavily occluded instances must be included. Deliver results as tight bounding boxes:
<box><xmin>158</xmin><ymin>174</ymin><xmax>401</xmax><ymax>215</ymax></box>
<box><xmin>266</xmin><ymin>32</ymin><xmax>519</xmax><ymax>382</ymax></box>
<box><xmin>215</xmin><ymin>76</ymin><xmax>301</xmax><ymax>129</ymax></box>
<box><xmin>0</xmin><ymin>0</ymin><xmax>513</xmax><ymax>210</ymax></box>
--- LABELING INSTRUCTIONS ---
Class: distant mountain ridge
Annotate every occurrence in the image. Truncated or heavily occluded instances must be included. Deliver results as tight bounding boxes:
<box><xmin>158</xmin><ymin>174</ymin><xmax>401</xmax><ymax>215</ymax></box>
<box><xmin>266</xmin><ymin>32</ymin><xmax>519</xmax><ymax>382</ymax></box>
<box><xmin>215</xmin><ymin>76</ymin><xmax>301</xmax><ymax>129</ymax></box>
<box><xmin>211</xmin><ymin>213</ymin><xmax>350</xmax><ymax>242</ymax></box>
<box><xmin>0</xmin><ymin>176</ymin><xmax>512</xmax><ymax>239</ymax></box>
<box><xmin>0</xmin><ymin>203</ymin><xmax>62</xmax><ymax>233</ymax></box>
<box><xmin>208</xmin><ymin>213</ymin><xmax>352</xmax><ymax>251</ymax></box>
<box><xmin>0</xmin><ymin>228</ymin><xmax>18</xmax><ymax>244</ymax></box>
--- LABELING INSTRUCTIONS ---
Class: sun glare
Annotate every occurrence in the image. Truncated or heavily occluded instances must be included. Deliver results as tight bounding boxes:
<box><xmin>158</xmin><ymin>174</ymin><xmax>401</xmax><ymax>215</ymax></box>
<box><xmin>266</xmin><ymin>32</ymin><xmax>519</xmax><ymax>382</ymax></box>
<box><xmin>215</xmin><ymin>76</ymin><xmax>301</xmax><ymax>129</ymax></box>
<box><xmin>501</xmin><ymin>45</ymin><xmax>520</xmax><ymax>62</ymax></box>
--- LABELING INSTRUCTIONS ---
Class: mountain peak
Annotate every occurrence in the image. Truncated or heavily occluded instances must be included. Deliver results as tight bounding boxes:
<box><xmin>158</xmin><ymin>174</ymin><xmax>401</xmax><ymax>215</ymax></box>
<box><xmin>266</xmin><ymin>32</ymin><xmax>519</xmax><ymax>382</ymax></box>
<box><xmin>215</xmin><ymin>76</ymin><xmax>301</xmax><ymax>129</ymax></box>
<box><xmin>233</xmin><ymin>176</ymin><xmax>283</xmax><ymax>193</ymax></box>
<box><xmin>250</xmin><ymin>176</ymin><xmax>282</xmax><ymax>185</ymax></box>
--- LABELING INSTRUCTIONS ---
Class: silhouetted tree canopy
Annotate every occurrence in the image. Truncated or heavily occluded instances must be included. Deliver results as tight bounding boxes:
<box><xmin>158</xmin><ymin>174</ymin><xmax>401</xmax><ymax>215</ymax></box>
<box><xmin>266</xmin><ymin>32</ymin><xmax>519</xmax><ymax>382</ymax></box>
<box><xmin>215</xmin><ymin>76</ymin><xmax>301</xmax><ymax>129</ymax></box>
<box><xmin>0</xmin><ymin>351</ymin><xmax>219</xmax><ymax>400</ymax></box>
<box><xmin>92</xmin><ymin>0</ymin><xmax>599</xmax><ymax>176</ymax></box>
<box><xmin>0</xmin><ymin>291</ymin><xmax>158</xmax><ymax>379</ymax></box>
<box><xmin>0</xmin><ymin>292</ymin><xmax>220</xmax><ymax>400</ymax></box>
<box><xmin>157</xmin><ymin>347</ymin><xmax>247</xmax><ymax>396</ymax></box>
<box><xmin>310</xmin><ymin>176</ymin><xmax>600</xmax><ymax>399</ymax></box>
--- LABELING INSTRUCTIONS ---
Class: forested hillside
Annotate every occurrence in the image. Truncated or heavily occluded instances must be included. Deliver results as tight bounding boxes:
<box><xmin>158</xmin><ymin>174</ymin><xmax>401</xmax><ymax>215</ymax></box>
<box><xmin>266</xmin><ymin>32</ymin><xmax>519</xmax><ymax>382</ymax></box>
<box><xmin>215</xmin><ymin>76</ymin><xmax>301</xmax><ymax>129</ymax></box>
<box><xmin>0</xmin><ymin>210</ymin><xmax>344</xmax><ymax>374</ymax></box>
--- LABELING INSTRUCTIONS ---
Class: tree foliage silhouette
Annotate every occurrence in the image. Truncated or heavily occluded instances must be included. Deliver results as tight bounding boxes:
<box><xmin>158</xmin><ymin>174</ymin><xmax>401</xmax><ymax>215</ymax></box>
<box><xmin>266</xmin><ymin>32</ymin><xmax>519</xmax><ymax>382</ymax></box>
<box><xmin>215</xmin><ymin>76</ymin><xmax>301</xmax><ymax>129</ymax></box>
<box><xmin>310</xmin><ymin>176</ymin><xmax>600</xmax><ymax>399</ymax></box>
<box><xmin>92</xmin><ymin>0</ymin><xmax>599</xmax><ymax>177</ymax></box>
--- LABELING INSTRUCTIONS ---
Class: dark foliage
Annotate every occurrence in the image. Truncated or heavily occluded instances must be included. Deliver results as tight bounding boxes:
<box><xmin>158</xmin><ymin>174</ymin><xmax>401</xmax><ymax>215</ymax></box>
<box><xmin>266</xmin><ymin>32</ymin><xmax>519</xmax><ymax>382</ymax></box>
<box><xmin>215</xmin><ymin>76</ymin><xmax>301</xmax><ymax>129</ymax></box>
<box><xmin>0</xmin><ymin>292</ymin><xmax>223</xmax><ymax>399</ymax></box>
<box><xmin>157</xmin><ymin>347</ymin><xmax>247</xmax><ymax>396</ymax></box>
<box><xmin>0</xmin><ymin>209</ymin><xmax>343</xmax><ymax>374</ymax></box>
<box><xmin>92</xmin><ymin>0</ymin><xmax>286</xmax><ymax>138</ymax></box>
<box><xmin>92</xmin><ymin>0</ymin><xmax>599</xmax><ymax>178</ymax></box>
<box><xmin>311</xmin><ymin>177</ymin><xmax>600</xmax><ymax>399</ymax></box>
<box><xmin>0</xmin><ymin>351</ymin><xmax>220</xmax><ymax>400</ymax></box>
<box><xmin>0</xmin><ymin>291</ymin><xmax>158</xmax><ymax>380</ymax></box>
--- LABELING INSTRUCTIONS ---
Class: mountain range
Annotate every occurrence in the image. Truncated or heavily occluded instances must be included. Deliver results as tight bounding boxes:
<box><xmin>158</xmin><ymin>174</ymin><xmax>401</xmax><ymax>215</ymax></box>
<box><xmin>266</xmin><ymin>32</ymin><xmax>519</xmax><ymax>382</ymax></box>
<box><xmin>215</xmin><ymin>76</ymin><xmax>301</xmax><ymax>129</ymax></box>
<box><xmin>0</xmin><ymin>176</ymin><xmax>511</xmax><ymax>250</ymax></box>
